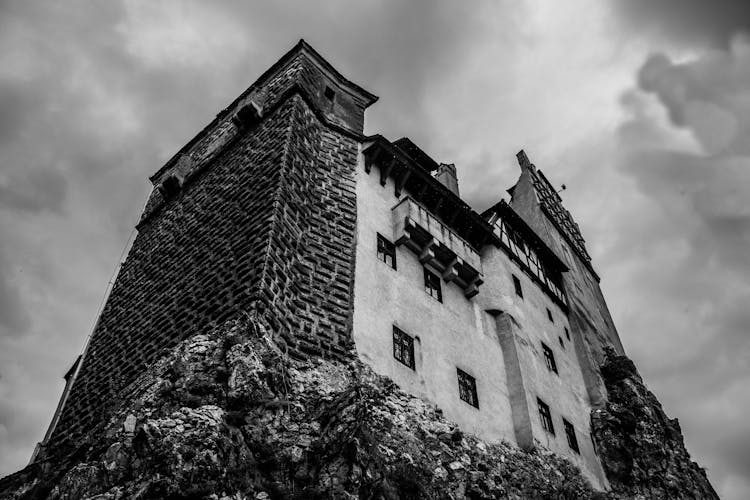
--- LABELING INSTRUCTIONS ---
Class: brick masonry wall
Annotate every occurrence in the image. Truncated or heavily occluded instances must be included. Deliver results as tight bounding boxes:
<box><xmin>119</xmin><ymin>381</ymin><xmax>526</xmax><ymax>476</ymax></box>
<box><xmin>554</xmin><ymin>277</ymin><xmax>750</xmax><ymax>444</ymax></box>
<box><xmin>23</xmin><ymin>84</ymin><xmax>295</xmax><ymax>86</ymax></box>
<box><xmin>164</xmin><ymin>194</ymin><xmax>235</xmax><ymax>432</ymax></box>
<box><xmin>43</xmin><ymin>50</ymin><xmax>364</xmax><ymax>460</ymax></box>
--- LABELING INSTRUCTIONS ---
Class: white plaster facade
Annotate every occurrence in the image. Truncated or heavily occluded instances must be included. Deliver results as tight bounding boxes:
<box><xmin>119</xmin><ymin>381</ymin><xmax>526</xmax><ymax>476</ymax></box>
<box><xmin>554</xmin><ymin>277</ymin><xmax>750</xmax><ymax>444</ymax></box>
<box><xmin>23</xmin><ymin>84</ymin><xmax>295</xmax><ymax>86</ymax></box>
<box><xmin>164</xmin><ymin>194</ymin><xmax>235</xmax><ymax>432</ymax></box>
<box><xmin>352</xmin><ymin>146</ymin><xmax>609</xmax><ymax>489</ymax></box>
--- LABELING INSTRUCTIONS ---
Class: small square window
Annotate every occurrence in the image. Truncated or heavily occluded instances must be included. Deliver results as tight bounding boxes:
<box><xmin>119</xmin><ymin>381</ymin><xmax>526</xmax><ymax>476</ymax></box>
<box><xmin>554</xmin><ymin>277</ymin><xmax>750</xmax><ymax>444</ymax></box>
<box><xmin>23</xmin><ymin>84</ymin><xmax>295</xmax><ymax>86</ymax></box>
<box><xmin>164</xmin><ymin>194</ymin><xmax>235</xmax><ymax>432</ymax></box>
<box><xmin>457</xmin><ymin>368</ymin><xmax>479</xmax><ymax>408</ymax></box>
<box><xmin>377</xmin><ymin>234</ymin><xmax>397</xmax><ymax>270</ymax></box>
<box><xmin>547</xmin><ymin>308</ymin><xmax>554</xmax><ymax>323</ymax></box>
<box><xmin>424</xmin><ymin>268</ymin><xmax>442</xmax><ymax>302</ymax></box>
<box><xmin>564</xmin><ymin>419</ymin><xmax>580</xmax><ymax>454</ymax></box>
<box><xmin>558</xmin><ymin>336</ymin><xmax>565</xmax><ymax>349</ymax></box>
<box><xmin>512</xmin><ymin>274</ymin><xmax>523</xmax><ymax>299</ymax></box>
<box><xmin>392</xmin><ymin>326</ymin><xmax>415</xmax><ymax>369</ymax></box>
<box><xmin>538</xmin><ymin>398</ymin><xmax>555</xmax><ymax>435</ymax></box>
<box><xmin>542</xmin><ymin>342</ymin><xmax>558</xmax><ymax>374</ymax></box>
<box><xmin>324</xmin><ymin>86</ymin><xmax>336</xmax><ymax>101</ymax></box>
<box><xmin>565</xmin><ymin>327</ymin><xmax>570</xmax><ymax>341</ymax></box>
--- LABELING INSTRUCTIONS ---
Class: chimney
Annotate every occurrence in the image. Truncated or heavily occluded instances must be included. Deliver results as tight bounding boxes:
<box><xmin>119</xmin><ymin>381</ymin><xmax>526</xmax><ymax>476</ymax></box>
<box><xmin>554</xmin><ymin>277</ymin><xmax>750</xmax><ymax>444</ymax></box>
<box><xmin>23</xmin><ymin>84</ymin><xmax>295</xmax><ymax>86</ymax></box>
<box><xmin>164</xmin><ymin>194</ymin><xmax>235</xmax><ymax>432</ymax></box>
<box><xmin>434</xmin><ymin>163</ymin><xmax>459</xmax><ymax>196</ymax></box>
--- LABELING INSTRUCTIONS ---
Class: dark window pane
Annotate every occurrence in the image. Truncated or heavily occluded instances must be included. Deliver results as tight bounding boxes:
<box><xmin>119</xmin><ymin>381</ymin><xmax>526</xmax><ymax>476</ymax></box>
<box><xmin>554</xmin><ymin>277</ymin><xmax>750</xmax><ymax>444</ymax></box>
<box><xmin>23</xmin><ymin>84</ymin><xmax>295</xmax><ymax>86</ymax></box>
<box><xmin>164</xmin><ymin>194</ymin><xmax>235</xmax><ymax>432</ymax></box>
<box><xmin>392</xmin><ymin>326</ymin><xmax>415</xmax><ymax>369</ymax></box>
<box><xmin>513</xmin><ymin>275</ymin><xmax>523</xmax><ymax>299</ymax></box>
<box><xmin>542</xmin><ymin>342</ymin><xmax>558</xmax><ymax>374</ymax></box>
<box><xmin>564</xmin><ymin>419</ymin><xmax>580</xmax><ymax>453</ymax></box>
<box><xmin>424</xmin><ymin>268</ymin><xmax>442</xmax><ymax>302</ymax></box>
<box><xmin>538</xmin><ymin>398</ymin><xmax>555</xmax><ymax>435</ymax></box>
<box><xmin>377</xmin><ymin>233</ymin><xmax>397</xmax><ymax>270</ymax></box>
<box><xmin>457</xmin><ymin>368</ymin><xmax>479</xmax><ymax>408</ymax></box>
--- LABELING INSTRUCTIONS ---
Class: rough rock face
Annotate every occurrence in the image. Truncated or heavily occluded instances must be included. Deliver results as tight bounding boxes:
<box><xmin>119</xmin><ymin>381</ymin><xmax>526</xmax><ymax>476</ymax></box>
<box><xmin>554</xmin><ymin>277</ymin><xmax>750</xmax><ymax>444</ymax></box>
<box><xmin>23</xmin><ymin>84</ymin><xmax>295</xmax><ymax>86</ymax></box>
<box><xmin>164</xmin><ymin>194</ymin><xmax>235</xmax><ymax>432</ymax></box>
<box><xmin>591</xmin><ymin>348</ymin><xmax>719</xmax><ymax>499</ymax></box>
<box><xmin>2</xmin><ymin>317</ymin><xmax>614</xmax><ymax>500</ymax></box>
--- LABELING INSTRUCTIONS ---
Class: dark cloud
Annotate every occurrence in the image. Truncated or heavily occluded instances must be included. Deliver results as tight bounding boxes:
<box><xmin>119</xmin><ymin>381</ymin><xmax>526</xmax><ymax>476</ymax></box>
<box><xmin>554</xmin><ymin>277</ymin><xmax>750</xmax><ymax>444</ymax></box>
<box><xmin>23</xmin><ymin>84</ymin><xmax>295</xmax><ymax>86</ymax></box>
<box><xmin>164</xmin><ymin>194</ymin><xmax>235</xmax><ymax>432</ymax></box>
<box><xmin>612</xmin><ymin>0</ymin><xmax>750</xmax><ymax>47</ymax></box>
<box><xmin>611</xmin><ymin>38</ymin><xmax>750</xmax><ymax>495</ymax></box>
<box><xmin>0</xmin><ymin>246</ymin><xmax>29</xmax><ymax>335</ymax></box>
<box><xmin>0</xmin><ymin>169</ymin><xmax>67</xmax><ymax>214</ymax></box>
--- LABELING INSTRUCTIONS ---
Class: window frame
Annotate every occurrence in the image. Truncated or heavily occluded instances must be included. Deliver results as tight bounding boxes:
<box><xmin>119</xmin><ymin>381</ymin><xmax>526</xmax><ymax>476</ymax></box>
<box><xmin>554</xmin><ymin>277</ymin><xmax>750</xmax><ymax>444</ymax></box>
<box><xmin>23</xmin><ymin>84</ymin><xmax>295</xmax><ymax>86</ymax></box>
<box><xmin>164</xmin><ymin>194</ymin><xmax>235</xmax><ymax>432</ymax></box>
<box><xmin>563</xmin><ymin>419</ymin><xmax>580</xmax><ymax>454</ymax></box>
<box><xmin>457</xmin><ymin>368</ymin><xmax>479</xmax><ymax>408</ymax></box>
<box><xmin>538</xmin><ymin>398</ymin><xmax>555</xmax><ymax>435</ymax></box>
<box><xmin>542</xmin><ymin>342</ymin><xmax>558</xmax><ymax>374</ymax></box>
<box><xmin>424</xmin><ymin>267</ymin><xmax>443</xmax><ymax>302</ymax></box>
<box><xmin>512</xmin><ymin>274</ymin><xmax>523</xmax><ymax>299</ymax></box>
<box><xmin>392</xmin><ymin>326</ymin><xmax>415</xmax><ymax>370</ymax></box>
<box><xmin>377</xmin><ymin>233</ymin><xmax>397</xmax><ymax>270</ymax></box>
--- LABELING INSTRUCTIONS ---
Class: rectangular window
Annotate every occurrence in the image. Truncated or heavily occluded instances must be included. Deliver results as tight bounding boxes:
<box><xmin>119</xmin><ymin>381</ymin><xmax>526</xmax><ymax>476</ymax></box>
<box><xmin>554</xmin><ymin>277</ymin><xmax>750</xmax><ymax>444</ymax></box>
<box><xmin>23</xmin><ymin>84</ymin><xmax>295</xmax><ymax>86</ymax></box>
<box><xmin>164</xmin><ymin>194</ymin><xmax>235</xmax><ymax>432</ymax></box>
<box><xmin>538</xmin><ymin>398</ymin><xmax>555</xmax><ymax>435</ymax></box>
<box><xmin>565</xmin><ymin>327</ymin><xmax>570</xmax><ymax>341</ymax></box>
<box><xmin>424</xmin><ymin>268</ymin><xmax>442</xmax><ymax>302</ymax></box>
<box><xmin>542</xmin><ymin>342</ymin><xmax>558</xmax><ymax>374</ymax></box>
<box><xmin>392</xmin><ymin>326</ymin><xmax>415</xmax><ymax>369</ymax></box>
<box><xmin>512</xmin><ymin>274</ymin><xmax>523</xmax><ymax>299</ymax></box>
<box><xmin>377</xmin><ymin>233</ymin><xmax>396</xmax><ymax>270</ymax></box>
<box><xmin>558</xmin><ymin>336</ymin><xmax>565</xmax><ymax>349</ymax></box>
<box><xmin>457</xmin><ymin>368</ymin><xmax>479</xmax><ymax>408</ymax></box>
<box><xmin>547</xmin><ymin>308</ymin><xmax>554</xmax><ymax>323</ymax></box>
<box><xmin>564</xmin><ymin>419</ymin><xmax>580</xmax><ymax>453</ymax></box>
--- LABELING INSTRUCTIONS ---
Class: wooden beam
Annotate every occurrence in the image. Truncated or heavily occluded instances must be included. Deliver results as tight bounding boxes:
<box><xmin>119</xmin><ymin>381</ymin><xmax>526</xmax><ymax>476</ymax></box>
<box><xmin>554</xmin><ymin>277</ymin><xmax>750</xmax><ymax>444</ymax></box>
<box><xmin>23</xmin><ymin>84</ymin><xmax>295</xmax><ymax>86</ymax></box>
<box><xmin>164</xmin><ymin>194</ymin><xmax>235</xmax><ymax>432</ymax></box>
<box><xmin>394</xmin><ymin>169</ymin><xmax>412</xmax><ymax>198</ymax></box>
<box><xmin>380</xmin><ymin>158</ymin><xmax>396</xmax><ymax>186</ymax></box>
<box><xmin>418</xmin><ymin>238</ymin><xmax>436</xmax><ymax>265</ymax></box>
<box><xmin>364</xmin><ymin>147</ymin><xmax>381</xmax><ymax>174</ymax></box>
<box><xmin>442</xmin><ymin>256</ymin><xmax>463</xmax><ymax>283</ymax></box>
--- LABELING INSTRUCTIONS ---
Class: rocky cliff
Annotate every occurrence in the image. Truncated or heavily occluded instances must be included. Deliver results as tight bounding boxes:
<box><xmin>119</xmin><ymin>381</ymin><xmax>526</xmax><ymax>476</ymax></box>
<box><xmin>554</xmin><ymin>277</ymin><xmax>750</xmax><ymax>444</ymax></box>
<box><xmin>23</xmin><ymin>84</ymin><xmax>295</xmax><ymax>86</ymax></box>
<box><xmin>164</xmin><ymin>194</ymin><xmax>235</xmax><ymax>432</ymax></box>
<box><xmin>0</xmin><ymin>318</ymin><xmax>716</xmax><ymax>499</ymax></box>
<box><xmin>591</xmin><ymin>349</ymin><xmax>718</xmax><ymax>499</ymax></box>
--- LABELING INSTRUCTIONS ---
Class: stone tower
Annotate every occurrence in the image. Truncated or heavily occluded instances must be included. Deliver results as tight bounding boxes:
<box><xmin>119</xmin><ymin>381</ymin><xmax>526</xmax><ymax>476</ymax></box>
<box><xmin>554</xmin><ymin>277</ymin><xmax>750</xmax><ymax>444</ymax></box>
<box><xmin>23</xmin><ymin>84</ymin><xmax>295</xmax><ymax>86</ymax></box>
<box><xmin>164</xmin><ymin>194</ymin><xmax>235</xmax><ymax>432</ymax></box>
<box><xmin>38</xmin><ymin>39</ymin><xmax>377</xmax><ymax>461</ymax></box>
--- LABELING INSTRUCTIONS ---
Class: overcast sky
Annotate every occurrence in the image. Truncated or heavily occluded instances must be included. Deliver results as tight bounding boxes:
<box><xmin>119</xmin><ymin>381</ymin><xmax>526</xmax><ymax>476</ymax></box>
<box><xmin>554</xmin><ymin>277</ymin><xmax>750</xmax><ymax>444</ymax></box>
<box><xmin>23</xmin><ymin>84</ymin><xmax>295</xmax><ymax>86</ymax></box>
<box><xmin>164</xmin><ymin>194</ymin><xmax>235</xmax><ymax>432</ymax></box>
<box><xmin>1</xmin><ymin>1</ymin><xmax>749</xmax><ymax>498</ymax></box>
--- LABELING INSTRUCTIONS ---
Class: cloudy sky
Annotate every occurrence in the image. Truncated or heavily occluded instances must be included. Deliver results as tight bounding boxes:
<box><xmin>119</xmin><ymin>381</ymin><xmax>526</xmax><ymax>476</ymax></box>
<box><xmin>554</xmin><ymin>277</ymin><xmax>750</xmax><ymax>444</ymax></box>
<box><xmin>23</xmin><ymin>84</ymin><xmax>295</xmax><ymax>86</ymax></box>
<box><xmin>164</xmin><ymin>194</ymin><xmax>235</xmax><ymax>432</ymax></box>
<box><xmin>1</xmin><ymin>0</ymin><xmax>749</xmax><ymax>497</ymax></box>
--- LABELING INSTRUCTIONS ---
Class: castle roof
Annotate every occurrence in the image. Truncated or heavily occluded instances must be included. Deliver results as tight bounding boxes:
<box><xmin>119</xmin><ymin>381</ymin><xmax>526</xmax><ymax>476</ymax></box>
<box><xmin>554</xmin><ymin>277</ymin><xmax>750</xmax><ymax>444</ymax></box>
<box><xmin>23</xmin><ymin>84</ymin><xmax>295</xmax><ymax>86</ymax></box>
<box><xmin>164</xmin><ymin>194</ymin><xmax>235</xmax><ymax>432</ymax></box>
<box><xmin>150</xmin><ymin>39</ymin><xmax>377</xmax><ymax>183</ymax></box>
<box><xmin>515</xmin><ymin>151</ymin><xmax>593</xmax><ymax>265</ymax></box>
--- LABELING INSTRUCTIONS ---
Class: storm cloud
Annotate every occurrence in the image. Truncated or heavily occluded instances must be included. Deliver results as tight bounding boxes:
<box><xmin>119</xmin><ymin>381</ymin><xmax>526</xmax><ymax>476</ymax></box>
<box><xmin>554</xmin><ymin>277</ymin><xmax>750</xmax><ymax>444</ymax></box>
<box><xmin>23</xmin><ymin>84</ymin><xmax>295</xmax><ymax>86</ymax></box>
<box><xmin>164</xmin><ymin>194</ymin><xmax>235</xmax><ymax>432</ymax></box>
<box><xmin>0</xmin><ymin>1</ymin><xmax>748</xmax><ymax>498</ymax></box>
<box><xmin>613</xmin><ymin>0</ymin><xmax>750</xmax><ymax>47</ymax></box>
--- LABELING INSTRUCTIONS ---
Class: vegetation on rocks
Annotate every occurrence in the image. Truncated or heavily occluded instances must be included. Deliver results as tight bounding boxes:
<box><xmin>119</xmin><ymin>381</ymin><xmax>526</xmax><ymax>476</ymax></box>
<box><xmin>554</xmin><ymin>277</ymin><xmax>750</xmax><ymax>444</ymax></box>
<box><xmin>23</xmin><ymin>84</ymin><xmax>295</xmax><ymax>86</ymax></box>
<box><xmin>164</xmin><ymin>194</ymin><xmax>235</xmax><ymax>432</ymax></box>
<box><xmin>2</xmin><ymin>317</ymin><xmax>612</xmax><ymax>500</ymax></box>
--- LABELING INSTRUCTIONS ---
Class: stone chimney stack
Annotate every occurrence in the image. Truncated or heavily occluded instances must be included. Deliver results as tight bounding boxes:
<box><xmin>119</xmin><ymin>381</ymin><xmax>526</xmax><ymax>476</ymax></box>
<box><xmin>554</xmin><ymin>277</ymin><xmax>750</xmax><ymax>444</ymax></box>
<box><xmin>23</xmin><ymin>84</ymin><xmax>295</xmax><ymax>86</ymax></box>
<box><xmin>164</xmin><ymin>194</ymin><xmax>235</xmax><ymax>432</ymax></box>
<box><xmin>434</xmin><ymin>162</ymin><xmax>459</xmax><ymax>196</ymax></box>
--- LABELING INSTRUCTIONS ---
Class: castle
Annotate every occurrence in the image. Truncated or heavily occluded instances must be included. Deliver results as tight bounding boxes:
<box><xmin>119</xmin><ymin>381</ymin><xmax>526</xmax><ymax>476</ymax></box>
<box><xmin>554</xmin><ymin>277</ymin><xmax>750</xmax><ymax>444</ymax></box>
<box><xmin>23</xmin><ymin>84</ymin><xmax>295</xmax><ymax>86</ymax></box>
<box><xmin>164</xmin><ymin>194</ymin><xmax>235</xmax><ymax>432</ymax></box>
<box><xmin>30</xmin><ymin>40</ymin><xmax>627</xmax><ymax>490</ymax></box>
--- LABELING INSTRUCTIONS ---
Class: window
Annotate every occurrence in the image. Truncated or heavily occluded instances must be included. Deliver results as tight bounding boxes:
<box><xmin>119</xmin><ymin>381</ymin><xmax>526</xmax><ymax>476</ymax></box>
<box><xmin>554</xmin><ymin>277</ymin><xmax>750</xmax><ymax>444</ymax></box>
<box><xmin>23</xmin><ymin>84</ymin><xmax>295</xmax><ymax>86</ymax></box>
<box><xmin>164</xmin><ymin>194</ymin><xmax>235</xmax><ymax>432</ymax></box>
<box><xmin>377</xmin><ymin>234</ymin><xmax>397</xmax><ymax>269</ymax></box>
<box><xmin>547</xmin><ymin>308</ymin><xmax>554</xmax><ymax>323</ymax></box>
<box><xmin>324</xmin><ymin>86</ymin><xmax>336</xmax><ymax>101</ymax></box>
<box><xmin>565</xmin><ymin>327</ymin><xmax>570</xmax><ymax>341</ymax></box>
<box><xmin>512</xmin><ymin>274</ymin><xmax>523</xmax><ymax>299</ymax></box>
<box><xmin>424</xmin><ymin>268</ymin><xmax>442</xmax><ymax>302</ymax></box>
<box><xmin>457</xmin><ymin>368</ymin><xmax>479</xmax><ymax>408</ymax></box>
<box><xmin>542</xmin><ymin>342</ymin><xmax>558</xmax><ymax>374</ymax></box>
<box><xmin>538</xmin><ymin>398</ymin><xmax>555</xmax><ymax>435</ymax></box>
<box><xmin>392</xmin><ymin>326</ymin><xmax>415</xmax><ymax>369</ymax></box>
<box><xmin>563</xmin><ymin>419</ymin><xmax>580</xmax><ymax>453</ymax></box>
<box><xmin>558</xmin><ymin>336</ymin><xmax>565</xmax><ymax>349</ymax></box>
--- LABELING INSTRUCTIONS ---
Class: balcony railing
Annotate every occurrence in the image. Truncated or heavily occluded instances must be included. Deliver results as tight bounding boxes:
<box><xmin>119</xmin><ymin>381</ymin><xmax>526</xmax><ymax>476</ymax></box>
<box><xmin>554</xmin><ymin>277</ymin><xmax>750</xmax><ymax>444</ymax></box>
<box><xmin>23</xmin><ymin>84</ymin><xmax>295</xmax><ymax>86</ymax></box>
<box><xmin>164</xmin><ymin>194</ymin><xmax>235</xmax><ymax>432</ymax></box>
<box><xmin>392</xmin><ymin>197</ymin><xmax>483</xmax><ymax>298</ymax></box>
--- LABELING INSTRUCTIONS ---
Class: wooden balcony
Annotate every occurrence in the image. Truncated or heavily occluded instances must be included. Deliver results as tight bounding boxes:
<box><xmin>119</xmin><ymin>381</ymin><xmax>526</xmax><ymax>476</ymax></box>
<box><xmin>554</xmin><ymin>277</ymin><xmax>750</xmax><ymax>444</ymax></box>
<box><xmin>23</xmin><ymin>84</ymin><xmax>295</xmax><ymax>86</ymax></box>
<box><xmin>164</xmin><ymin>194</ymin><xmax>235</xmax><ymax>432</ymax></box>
<box><xmin>392</xmin><ymin>197</ymin><xmax>484</xmax><ymax>298</ymax></box>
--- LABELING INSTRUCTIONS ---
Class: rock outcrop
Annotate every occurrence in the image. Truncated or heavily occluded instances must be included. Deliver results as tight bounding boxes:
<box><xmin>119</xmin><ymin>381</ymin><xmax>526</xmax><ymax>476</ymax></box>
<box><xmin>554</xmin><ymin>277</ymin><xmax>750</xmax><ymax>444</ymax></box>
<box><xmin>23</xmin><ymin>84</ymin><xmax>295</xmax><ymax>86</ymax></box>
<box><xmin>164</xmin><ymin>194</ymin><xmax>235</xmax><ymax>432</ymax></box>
<box><xmin>2</xmin><ymin>317</ymin><xmax>612</xmax><ymax>500</ymax></box>
<box><xmin>591</xmin><ymin>348</ymin><xmax>719</xmax><ymax>499</ymax></box>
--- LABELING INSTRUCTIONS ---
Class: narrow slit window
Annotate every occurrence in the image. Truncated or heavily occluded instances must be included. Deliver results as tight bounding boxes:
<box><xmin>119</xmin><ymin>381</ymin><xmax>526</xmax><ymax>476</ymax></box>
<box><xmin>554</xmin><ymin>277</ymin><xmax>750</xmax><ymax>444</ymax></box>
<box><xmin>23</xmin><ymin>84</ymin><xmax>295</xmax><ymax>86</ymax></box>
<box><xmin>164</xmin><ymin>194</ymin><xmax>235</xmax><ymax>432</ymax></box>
<box><xmin>547</xmin><ymin>308</ymin><xmax>554</xmax><ymax>323</ymax></box>
<box><xmin>538</xmin><ymin>398</ymin><xmax>555</xmax><ymax>435</ymax></box>
<box><xmin>424</xmin><ymin>268</ymin><xmax>442</xmax><ymax>302</ymax></box>
<box><xmin>457</xmin><ymin>368</ymin><xmax>479</xmax><ymax>408</ymax></box>
<box><xmin>542</xmin><ymin>342</ymin><xmax>558</xmax><ymax>374</ymax></box>
<box><xmin>377</xmin><ymin>234</ymin><xmax>397</xmax><ymax>270</ymax></box>
<box><xmin>565</xmin><ymin>327</ymin><xmax>570</xmax><ymax>341</ymax></box>
<box><xmin>392</xmin><ymin>326</ymin><xmax>415</xmax><ymax>369</ymax></box>
<box><xmin>558</xmin><ymin>336</ymin><xmax>565</xmax><ymax>349</ymax></box>
<box><xmin>564</xmin><ymin>419</ymin><xmax>580</xmax><ymax>453</ymax></box>
<box><xmin>512</xmin><ymin>274</ymin><xmax>523</xmax><ymax>299</ymax></box>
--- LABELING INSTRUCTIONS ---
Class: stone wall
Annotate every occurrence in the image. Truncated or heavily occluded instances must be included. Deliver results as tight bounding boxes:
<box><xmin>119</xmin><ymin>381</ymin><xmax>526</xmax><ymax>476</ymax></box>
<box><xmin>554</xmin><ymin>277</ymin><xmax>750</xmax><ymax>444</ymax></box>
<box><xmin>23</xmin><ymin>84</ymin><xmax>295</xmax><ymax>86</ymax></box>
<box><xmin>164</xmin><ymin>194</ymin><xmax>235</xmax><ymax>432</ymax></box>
<box><xmin>42</xmin><ymin>46</ymin><xmax>365</xmax><ymax>463</ymax></box>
